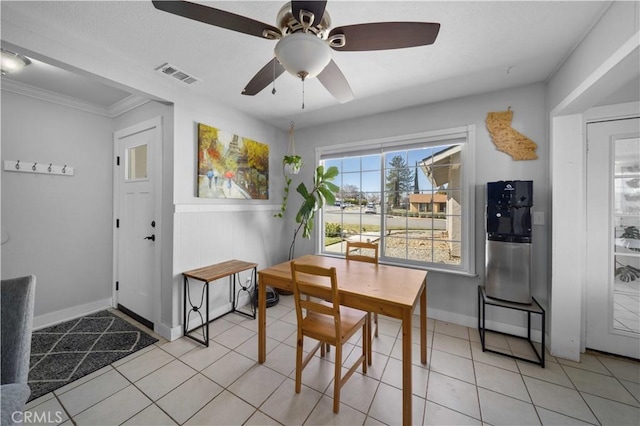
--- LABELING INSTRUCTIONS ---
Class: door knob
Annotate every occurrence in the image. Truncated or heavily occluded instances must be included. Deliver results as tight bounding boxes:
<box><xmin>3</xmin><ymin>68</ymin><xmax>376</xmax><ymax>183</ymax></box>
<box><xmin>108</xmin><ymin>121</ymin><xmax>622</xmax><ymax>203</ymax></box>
<box><xmin>144</xmin><ymin>234</ymin><xmax>155</xmax><ymax>241</ymax></box>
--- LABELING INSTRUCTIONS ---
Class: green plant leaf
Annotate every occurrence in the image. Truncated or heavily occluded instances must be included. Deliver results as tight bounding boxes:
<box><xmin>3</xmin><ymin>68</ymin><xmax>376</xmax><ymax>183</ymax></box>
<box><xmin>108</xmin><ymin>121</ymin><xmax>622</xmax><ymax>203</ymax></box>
<box><xmin>323</xmin><ymin>165</ymin><xmax>339</xmax><ymax>180</ymax></box>
<box><xmin>318</xmin><ymin>187</ymin><xmax>335</xmax><ymax>205</ymax></box>
<box><xmin>283</xmin><ymin>155</ymin><xmax>302</xmax><ymax>164</ymax></box>
<box><xmin>296</xmin><ymin>197</ymin><xmax>316</xmax><ymax>224</ymax></box>
<box><xmin>302</xmin><ymin>216</ymin><xmax>315</xmax><ymax>239</ymax></box>
<box><xmin>315</xmin><ymin>165</ymin><xmax>325</xmax><ymax>185</ymax></box>
<box><xmin>324</xmin><ymin>181</ymin><xmax>340</xmax><ymax>193</ymax></box>
<box><xmin>296</xmin><ymin>182</ymin><xmax>310</xmax><ymax>198</ymax></box>
<box><xmin>288</xmin><ymin>160</ymin><xmax>340</xmax><ymax>255</ymax></box>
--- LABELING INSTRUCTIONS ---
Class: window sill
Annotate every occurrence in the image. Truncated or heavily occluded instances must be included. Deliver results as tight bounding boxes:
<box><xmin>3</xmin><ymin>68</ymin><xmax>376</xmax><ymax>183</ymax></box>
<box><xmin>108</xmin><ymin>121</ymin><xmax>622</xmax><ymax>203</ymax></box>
<box><xmin>319</xmin><ymin>252</ymin><xmax>478</xmax><ymax>278</ymax></box>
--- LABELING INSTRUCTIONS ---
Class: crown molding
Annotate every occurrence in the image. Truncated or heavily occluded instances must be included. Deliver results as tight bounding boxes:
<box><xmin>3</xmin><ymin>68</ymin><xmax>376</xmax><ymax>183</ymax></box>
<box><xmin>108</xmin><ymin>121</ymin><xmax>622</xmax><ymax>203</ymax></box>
<box><xmin>107</xmin><ymin>94</ymin><xmax>150</xmax><ymax>117</ymax></box>
<box><xmin>1</xmin><ymin>78</ymin><xmax>148</xmax><ymax>118</ymax></box>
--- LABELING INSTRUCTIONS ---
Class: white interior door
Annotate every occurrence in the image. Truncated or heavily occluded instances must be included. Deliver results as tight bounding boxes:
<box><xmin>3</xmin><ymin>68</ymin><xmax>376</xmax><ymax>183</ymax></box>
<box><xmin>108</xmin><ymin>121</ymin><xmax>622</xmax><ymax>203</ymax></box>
<box><xmin>586</xmin><ymin>117</ymin><xmax>640</xmax><ymax>359</ymax></box>
<box><xmin>114</xmin><ymin>117</ymin><xmax>162</xmax><ymax>328</ymax></box>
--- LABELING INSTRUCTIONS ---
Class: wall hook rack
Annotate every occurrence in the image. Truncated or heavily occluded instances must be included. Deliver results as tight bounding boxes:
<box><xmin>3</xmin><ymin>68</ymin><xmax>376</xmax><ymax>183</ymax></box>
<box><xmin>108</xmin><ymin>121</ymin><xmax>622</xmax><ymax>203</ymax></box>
<box><xmin>4</xmin><ymin>160</ymin><xmax>74</xmax><ymax>176</ymax></box>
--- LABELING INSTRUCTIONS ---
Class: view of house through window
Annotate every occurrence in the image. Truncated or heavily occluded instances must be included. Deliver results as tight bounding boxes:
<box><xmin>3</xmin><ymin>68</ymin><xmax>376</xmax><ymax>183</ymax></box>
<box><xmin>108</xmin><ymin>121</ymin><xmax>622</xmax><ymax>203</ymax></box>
<box><xmin>320</xmin><ymin>136</ymin><xmax>469</xmax><ymax>272</ymax></box>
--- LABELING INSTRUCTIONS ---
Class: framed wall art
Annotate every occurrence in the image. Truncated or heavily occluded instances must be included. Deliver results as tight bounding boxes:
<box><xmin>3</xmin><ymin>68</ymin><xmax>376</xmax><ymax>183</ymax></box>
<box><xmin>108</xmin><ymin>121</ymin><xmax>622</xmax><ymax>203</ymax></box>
<box><xmin>197</xmin><ymin>122</ymin><xmax>269</xmax><ymax>199</ymax></box>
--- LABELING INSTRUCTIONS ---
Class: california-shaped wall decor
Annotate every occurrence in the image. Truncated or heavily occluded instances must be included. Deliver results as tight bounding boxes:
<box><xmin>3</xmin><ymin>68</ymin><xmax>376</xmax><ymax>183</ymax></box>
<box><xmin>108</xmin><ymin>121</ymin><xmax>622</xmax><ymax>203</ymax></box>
<box><xmin>486</xmin><ymin>108</ymin><xmax>538</xmax><ymax>160</ymax></box>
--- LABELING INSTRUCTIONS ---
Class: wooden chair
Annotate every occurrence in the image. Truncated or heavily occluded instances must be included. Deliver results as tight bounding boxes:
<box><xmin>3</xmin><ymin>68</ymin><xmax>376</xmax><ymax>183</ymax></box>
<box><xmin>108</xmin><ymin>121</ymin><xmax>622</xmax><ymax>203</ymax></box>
<box><xmin>345</xmin><ymin>240</ymin><xmax>380</xmax><ymax>339</ymax></box>
<box><xmin>290</xmin><ymin>261</ymin><xmax>369</xmax><ymax>413</ymax></box>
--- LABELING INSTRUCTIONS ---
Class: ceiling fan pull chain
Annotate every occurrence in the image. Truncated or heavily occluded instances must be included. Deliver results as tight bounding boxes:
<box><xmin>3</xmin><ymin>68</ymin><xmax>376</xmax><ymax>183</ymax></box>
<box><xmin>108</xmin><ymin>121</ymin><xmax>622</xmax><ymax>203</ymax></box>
<box><xmin>302</xmin><ymin>78</ymin><xmax>305</xmax><ymax>110</ymax></box>
<box><xmin>272</xmin><ymin>58</ymin><xmax>277</xmax><ymax>95</ymax></box>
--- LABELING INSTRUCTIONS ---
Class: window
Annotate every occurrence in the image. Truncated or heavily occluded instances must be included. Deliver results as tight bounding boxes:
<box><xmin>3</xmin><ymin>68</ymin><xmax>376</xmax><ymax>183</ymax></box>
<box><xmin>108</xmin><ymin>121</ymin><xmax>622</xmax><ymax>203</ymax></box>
<box><xmin>126</xmin><ymin>144</ymin><xmax>148</xmax><ymax>180</ymax></box>
<box><xmin>318</xmin><ymin>126</ymin><xmax>475</xmax><ymax>275</ymax></box>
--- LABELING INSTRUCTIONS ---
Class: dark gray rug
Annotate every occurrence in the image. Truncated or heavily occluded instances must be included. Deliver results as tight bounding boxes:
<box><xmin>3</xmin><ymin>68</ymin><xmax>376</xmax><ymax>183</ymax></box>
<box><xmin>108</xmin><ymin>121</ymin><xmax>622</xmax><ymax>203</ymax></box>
<box><xmin>28</xmin><ymin>310</ymin><xmax>158</xmax><ymax>401</ymax></box>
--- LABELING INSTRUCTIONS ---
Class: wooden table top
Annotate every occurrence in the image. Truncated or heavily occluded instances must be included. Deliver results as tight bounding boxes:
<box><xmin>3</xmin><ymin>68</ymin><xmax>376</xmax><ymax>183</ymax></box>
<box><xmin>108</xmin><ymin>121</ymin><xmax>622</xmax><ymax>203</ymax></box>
<box><xmin>183</xmin><ymin>259</ymin><xmax>258</xmax><ymax>283</ymax></box>
<box><xmin>258</xmin><ymin>255</ymin><xmax>427</xmax><ymax>311</ymax></box>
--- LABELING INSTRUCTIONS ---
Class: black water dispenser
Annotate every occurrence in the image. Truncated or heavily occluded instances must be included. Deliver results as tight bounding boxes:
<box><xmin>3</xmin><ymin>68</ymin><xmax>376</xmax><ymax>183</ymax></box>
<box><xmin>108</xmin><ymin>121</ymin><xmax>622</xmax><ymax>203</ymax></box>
<box><xmin>485</xmin><ymin>180</ymin><xmax>533</xmax><ymax>304</ymax></box>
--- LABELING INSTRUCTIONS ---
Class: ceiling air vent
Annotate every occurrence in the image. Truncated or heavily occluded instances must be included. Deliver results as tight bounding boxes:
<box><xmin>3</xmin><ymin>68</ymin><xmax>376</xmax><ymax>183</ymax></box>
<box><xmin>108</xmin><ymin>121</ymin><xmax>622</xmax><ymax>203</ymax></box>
<box><xmin>155</xmin><ymin>63</ymin><xmax>200</xmax><ymax>85</ymax></box>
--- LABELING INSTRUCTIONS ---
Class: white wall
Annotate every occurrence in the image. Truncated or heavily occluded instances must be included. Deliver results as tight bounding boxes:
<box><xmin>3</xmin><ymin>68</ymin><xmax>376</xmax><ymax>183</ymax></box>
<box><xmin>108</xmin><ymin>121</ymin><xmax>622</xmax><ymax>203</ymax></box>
<box><xmin>4</xmin><ymin>1</ymin><xmax>635</xmax><ymax>348</ymax></box>
<box><xmin>1</xmin><ymin>88</ymin><xmax>291</xmax><ymax>338</ymax></box>
<box><xmin>2</xmin><ymin>10</ymin><xmax>293</xmax><ymax>338</ymax></box>
<box><xmin>547</xmin><ymin>1</ymin><xmax>639</xmax><ymax>360</ymax></box>
<box><xmin>547</xmin><ymin>2</ymin><xmax>639</xmax><ymax>113</ymax></box>
<box><xmin>294</xmin><ymin>83</ymin><xmax>550</xmax><ymax>332</ymax></box>
<box><xmin>1</xmin><ymin>91</ymin><xmax>114</xmax><ymax>326</ymax></box>
<box><xmin>549</xmin><ymin>114</ymin><xmax>585</xmax><ymax>360</ymax></box>
<box><xmin>168</xmin><ymin>99</ymin><xmax>289</xmax><ymax>336</ymax></box>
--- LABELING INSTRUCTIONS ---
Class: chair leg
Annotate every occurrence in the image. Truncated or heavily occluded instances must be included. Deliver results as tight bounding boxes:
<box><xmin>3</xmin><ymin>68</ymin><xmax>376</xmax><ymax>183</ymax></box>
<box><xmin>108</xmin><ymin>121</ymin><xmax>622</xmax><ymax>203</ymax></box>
<box><xmin>295</xmin><ymin>334</ymin><xmax>303</xmax><ymax>394</ymax></box>
<box><xmin>333</xmin><ymin>344</ymin><xmax>342</xmax><ymax>413</ymax></box>
<box><xmin>367</xmin><ymin>313</ymin><xmax>373</xmax><ymax>366</ymax></box>
<box><xmin>362</xmin><ymin>322</ymin><xmax>368</xmax><ymax>375</ymax></box>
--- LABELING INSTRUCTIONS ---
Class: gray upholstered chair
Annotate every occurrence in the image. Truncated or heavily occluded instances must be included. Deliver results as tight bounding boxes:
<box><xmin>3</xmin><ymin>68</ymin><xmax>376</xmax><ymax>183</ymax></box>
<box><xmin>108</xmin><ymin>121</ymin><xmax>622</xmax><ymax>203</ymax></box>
<box><xmin>1</xmin><ymin>275</ymin><xmax>36</xmax><ymax>426</ymax></box>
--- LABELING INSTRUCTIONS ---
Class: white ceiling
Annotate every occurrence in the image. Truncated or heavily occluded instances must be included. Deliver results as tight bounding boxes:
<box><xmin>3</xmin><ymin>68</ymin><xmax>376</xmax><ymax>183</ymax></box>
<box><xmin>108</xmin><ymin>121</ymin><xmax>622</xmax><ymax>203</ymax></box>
<box><xmin>2</xmin><ymin>1</ymin><xmax>637</xmax><ymax>130</ymax></box>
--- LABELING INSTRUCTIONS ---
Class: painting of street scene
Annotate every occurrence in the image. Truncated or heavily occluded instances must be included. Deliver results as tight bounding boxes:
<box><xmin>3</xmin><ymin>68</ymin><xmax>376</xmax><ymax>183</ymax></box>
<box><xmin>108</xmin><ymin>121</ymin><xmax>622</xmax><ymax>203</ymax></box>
<box><xmin>197</xmin><ymin>122</ymin><xmax>269</xmax><ymax>199</ymax></box>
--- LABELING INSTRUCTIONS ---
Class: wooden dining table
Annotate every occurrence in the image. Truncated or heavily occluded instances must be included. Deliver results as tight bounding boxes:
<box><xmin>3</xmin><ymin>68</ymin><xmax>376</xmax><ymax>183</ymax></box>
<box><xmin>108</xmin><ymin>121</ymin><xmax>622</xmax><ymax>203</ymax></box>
<box><xmin>257</xmin><ymin>254</ymin><xmax>428</xmax><ymax>426</ymax></box>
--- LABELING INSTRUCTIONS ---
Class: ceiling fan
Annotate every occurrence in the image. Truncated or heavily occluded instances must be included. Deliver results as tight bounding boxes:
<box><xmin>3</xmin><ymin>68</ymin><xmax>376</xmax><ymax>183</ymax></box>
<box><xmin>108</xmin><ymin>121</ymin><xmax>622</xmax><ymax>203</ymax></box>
<box><xmin>152</xmin><ymin>1</ymin><xmax>440</xmax><ymax>104</ymax></box>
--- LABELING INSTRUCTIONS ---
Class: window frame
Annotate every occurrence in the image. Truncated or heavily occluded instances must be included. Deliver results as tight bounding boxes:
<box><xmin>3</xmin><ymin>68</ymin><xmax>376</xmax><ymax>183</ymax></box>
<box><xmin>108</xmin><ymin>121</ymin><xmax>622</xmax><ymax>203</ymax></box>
<box><xmin>315</xmin><ymin>125</ymin><xmax>476</xmax><ymax>276</ymax></box>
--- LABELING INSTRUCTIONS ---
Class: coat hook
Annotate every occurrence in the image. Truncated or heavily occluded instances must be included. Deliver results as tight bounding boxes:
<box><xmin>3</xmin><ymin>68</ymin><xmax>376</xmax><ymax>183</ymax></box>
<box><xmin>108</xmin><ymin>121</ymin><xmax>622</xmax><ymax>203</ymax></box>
<box><xmin>48</xmin><ymin>163</ymin><xmax>52</xmax><ymax>172</ymax></box>
<box><xmin>32</xmin><ymin>162</ymin><xmax>37</xmax><ymax>171</ymax></box>
<box><xmin>62</xmin><ymin>165</ymin><xmax>67</xmax><ymax>174</ymax></box>
<box><xmin>15</xmin><ymin>160</ymin><xmax>20</xmax><ymax>170</ymax></box>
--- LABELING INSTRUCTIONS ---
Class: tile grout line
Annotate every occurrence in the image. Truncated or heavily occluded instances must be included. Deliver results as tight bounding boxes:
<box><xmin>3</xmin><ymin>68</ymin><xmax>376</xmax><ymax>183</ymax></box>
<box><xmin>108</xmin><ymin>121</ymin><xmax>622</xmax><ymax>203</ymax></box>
<box><xmin>26</xmin><ymin>309</ymin><xmax>640</xmax><ymax>426</ymax></box>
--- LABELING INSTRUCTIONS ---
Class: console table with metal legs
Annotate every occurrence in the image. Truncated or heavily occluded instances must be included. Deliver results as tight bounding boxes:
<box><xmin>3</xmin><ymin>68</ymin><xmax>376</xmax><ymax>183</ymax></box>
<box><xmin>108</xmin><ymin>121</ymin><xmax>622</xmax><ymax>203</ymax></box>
<box><xmin>182</xmin><ymin>259</ymin><xmax>257</xmax><ymax>347</ymax></box>
<box><xmin>478</xmin><ymin>285</ymin><xmax>545</xmax><ymax>367</ymax></box>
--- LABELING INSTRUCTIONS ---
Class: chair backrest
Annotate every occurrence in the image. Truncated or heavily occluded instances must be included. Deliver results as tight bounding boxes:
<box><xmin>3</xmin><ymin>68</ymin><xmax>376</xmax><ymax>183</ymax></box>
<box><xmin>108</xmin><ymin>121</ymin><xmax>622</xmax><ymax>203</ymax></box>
<box><xmin>1</xmin><ymin>275</ymin><xmax>36</xmax><ymax>384</ymax></box>
<box><xmin>290</xmin><ymin>262</ymin><xmax>341</xmax><ymax>342</ymax></box>
<box><xmin>345</xmin><ymin>241</ymin><xmax>379</xmax><ymax>264</ymax></box>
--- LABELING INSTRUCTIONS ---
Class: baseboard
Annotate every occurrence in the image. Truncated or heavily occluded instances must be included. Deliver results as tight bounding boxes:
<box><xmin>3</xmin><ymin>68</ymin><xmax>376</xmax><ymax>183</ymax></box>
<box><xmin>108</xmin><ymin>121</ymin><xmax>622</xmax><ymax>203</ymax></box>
<box><xmin>426</xmin><ymin>307</ymin><xmax>544</xmax><ymax>343</ymax></box>
<box><xmin>165</xmin><ymin>299</ymin><xmax>255</xmax><ymax>342</ymax></box>
<box><xmin>155</xmin><ymin>322</ymin><xmax>179</xmax><ymax>341</ymax></box>
<box><xmin>33</xmin><ymin>298</ymin><xmax>113</xmax><ymax>330</ymax></box>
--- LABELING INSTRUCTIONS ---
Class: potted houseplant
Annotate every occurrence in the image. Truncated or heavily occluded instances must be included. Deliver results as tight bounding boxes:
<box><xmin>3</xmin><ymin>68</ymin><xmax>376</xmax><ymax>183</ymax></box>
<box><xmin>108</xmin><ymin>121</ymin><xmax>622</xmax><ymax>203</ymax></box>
<box><xmin>274</xmin><ymin>155</ymin><xmax>303</xmax><ymax>219</ymax></box>
<box><xmin>283</xmin><ymin>154</ymin><xmax>302</xmax><ymax>175</ymax></box>
<box><xmin>287</xmin><ymin>164</ymin><xmax>339</xmax><ymax>260</ymax></box>
<box><xmin>273</xmin><ymin>164</ymin><xmax>339</xmax><ymax>295</ymax></box>
<box><xmin>274</xmin><ymin>122</ymin><xmax>304</xmax><ymax>219</ymax></box>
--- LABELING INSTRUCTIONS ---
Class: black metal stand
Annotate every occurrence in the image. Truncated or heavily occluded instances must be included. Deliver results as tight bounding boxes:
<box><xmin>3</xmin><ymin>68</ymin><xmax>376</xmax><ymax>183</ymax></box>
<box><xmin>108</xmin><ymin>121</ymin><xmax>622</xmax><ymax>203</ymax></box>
<box><xmin>478</xmin><ymin>285</ymin><xmax>545</xmax><ymax>367</ymax></box>
<box><xmin>234</xmin><ymin>268</ymin><xmax>257</xmax><ymax>318</ymax></box>
<box><xmin>183</xmin><ymin>274</ymin><xmax>209</xmax><ymax>346</ymax></box>
<box><xmin>183</xmin><ymin>261</ymin><xmax>257</xmax><ymax>347</ymax></box>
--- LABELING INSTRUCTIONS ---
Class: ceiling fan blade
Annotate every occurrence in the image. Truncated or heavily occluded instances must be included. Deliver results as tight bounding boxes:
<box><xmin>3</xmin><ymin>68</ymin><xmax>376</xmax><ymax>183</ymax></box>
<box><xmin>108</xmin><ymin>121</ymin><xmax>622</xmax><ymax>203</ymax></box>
<box><xmin>317</xmin><ymin>60</ymin><xmax>354</xmax><ymax>104</ymax></box>
<box><xmin>242</xmin><ymin>58</ymin><xmax>285</xmax><ymax>96</ymax></box>
<box><xmin>291</xmin><ymin>1</ymin><xmax>327</xmax><ymax>27</ymax></box>
<box><xmin>329</xmin><ymin>22</ymin><xmax>440</xmax><ymax>51</ymax></box>
<box><xmin>152</xmin><ymin>0</ymin><xmax>281</xmax><ymax>39</ymax></box>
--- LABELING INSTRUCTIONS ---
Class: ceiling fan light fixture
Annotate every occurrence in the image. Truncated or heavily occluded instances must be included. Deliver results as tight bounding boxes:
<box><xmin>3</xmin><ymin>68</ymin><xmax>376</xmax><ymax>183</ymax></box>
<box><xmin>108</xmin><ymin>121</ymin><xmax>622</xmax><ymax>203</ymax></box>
<box><xmin>274</xmin><ymin>32</ymin><xmax>331</xmax><ymax>80</ymax></box>
<box><xmin>1</xmin><ymin>48</ymin><xmax>31</xmax><ymax>75</ymax></box>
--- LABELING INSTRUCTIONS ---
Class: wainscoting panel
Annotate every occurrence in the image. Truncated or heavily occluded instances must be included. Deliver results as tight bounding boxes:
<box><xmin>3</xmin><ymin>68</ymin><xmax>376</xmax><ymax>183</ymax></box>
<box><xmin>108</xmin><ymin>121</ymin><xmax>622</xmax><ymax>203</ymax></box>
<box><xmin>173</xmin><ymin>204</ymin><xmax>288</xmax><ymax>331</ymax></box>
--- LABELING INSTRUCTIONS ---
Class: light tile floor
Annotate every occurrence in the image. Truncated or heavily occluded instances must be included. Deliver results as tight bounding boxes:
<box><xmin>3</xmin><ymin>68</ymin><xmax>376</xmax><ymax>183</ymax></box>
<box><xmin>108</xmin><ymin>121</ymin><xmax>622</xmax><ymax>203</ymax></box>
<box><xmin>25</xmin><ymin>296</ymin><xmax>640</xmax><ymax>425</ymax></box>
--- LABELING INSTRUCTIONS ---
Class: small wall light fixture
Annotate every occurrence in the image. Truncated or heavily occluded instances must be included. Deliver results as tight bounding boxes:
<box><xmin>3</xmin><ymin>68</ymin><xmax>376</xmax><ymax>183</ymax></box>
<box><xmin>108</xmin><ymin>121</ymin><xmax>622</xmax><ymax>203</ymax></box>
<box><xmin>1</xmin><ymin>48</ymin><xmax>31</xmax><ymax>75</ymax></box>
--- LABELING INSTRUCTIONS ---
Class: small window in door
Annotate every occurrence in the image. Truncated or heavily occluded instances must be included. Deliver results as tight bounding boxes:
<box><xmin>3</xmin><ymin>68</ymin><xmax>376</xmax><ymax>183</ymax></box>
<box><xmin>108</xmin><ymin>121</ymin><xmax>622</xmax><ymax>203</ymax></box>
<box><xmin>126</xmin><ymin>144</ymin><xmax>148</xmax><ymax>180</ymax></box>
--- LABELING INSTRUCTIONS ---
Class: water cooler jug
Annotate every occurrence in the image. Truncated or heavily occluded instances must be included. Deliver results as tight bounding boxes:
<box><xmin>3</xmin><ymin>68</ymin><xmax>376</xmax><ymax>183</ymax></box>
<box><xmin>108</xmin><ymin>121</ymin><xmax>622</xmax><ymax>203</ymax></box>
<box><xmin>485</xmin><ymin>180</ymin><xmax>533</xmax><ymax>304</ymax></box>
